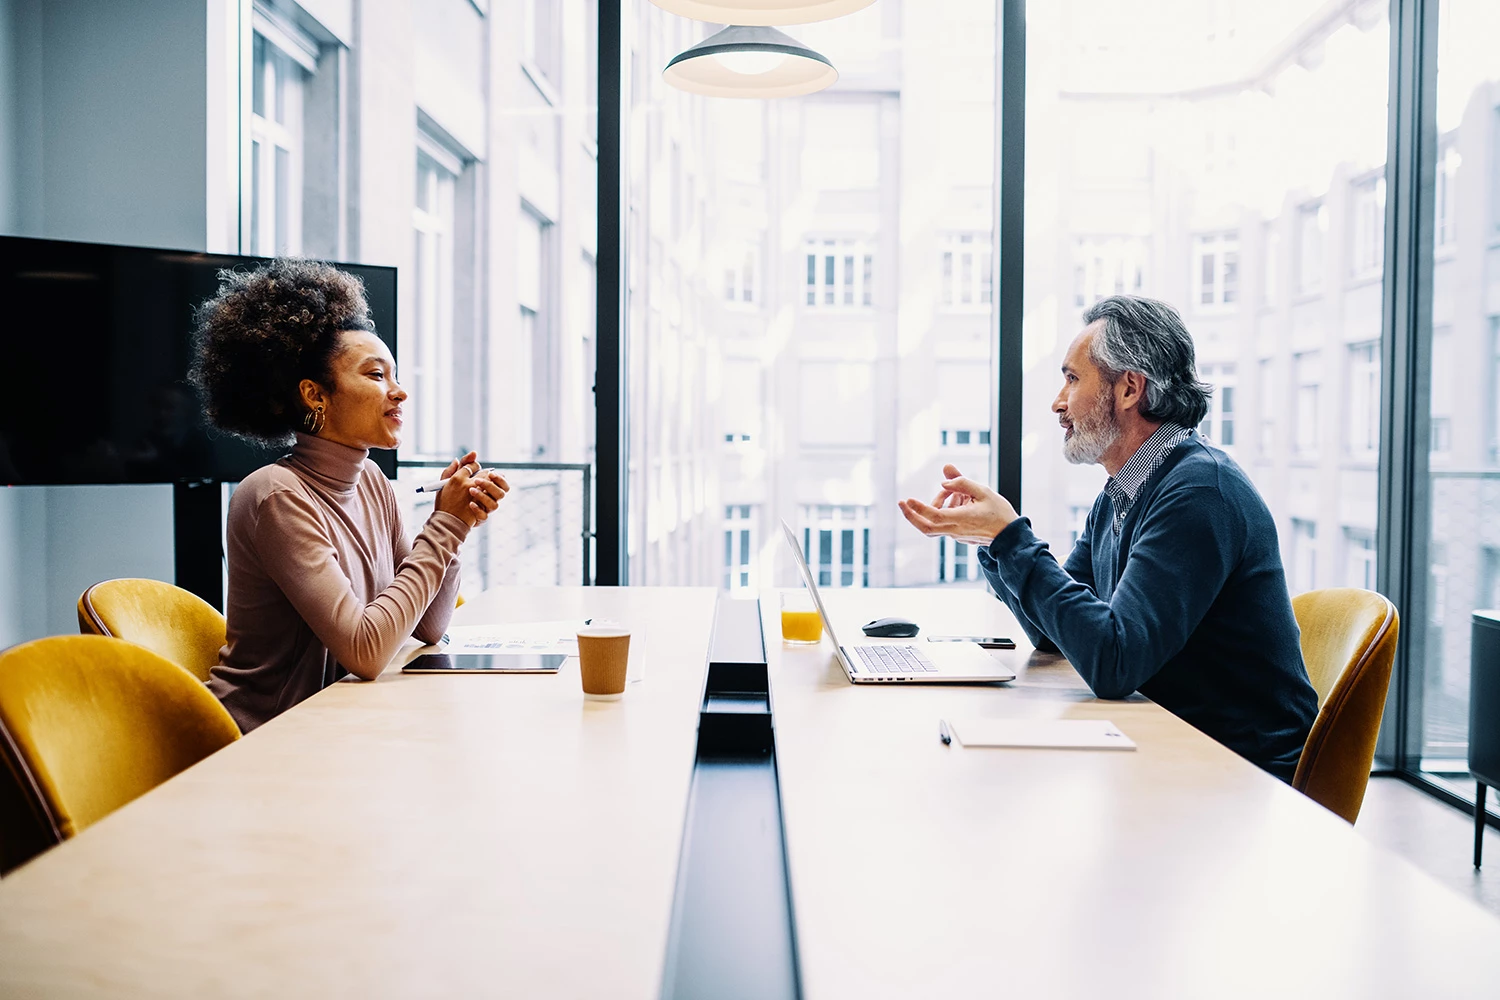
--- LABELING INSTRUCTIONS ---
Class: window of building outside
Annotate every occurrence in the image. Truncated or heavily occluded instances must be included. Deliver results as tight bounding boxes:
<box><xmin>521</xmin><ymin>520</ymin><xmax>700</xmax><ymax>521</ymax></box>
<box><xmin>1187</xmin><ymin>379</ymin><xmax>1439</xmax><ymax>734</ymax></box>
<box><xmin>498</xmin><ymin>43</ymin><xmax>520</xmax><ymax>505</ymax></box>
<box><xmin>1293</xmin><ymin>352</ymin><xmax>1321</xmax><ymax>457</ymax></box>
<box><xmin>1262</xmin><ymin>224</ymin><xmax>1279</xmax><ymax>306</ymax></box>
<box><xmin>724</xmin><ymin>240</ymin><xmax>759</xmax><ymax>306</ymax></box>
<box><xmin>1192</xmin><ymin>232</ymin><xmax>1239</xmax><ymax>309</ymax></box>
<box><xmin>1418</xmin><ymin>0</ymin><xmax>1500</xmax><ymax>788</ymax></box>
<box><xmin>1072</xmin><ymin>236</ymin><xmax>1146</xmax><ymax>307</ymax></box>
<box><xmin>724</xmin><ymin>505</ymin><xmax>755</xmax><ymax>592</ymax></box>
<box><xmin>800</xmin><ymin>506</ymin><xmax>873</xmax><ymax>589</ymax></box>
<box><xmin>804</xmin><ymin>238</ymin><xmax>876</xmax><ymax>309</ymax></box>
<box><xmin>1297</xmin><ymin>201</ymin><xmax>1327</xmax><ymax>296</ymax></box>
<box><xmin>522</xmin><ymin>0</ymin><xmax>559</xmax><ymax>85</ymax></box>
<box><xmin>412</xmin><ymin>141</ymin><xmax>460</xmax><ymax>457</ymax></box>
<box><xmin>937</xmin><ymin>536</ymin><xmax>982</xmax><ymax>584</ymax></box>
<box><xmin>1345</xmin><ymin>341</ymin><xmax>1379</xmax><ymax>460</ymax></box>
<box><xmin>1199</xmin><ymin>364</ymin><xmax>1236</xmax><ymax>448</ymax></box>
<box><xmin>1257</xmin><ymin>357</ymin><xmax>1276</xmax><ymax>456</ymax></box>
<box><xmin>940</xmin><ymin>232</ymin><xmax>993</xmax><ymax>310</ymax></box>
<box><xmin>518</xmin><ymin>207</ymin><xmax>553</xmax><ymax>458</ymax></box>
<box><xmin>1290</xmin><ymin>518</ymin><xmax>1317</xmax><ymax>594</ymax></box>
<box><xmin>248</xmin><ymin>28</ymin><xmax>313</xmax><ymax>256</ymax></box>
<box><xmin>1067</xmin><ymin>505</ymin><xmax>1091</xmax><ymax>554</ymax></box>
<box><xmin>939</xmin><ymin>428</ymin><xmax>991</xmax><ymax>448</ymax></box>
<box><xmin>1429</xmin><ymin>542</ymin><xmax>1448</xmax><ymax>627</ymax></box>
<box><xmin>1349</xmin><ymin>175</ymin><xmax>1385</xmax><ymax>280</ymax></box>
<box><xmin>1343</xmin><ymin>528</ymin><xmax>1375</xmax><ymax>590</ymax></box>
<box><xmin>1491</xmin><ymin>319</ymin><xmax>1500</xmax><ymax>465</ymax></box>
<box><xmin>1435</xmin><ymin>136</ymin><xmax>1459</xmax><ymax>250</ymax></box>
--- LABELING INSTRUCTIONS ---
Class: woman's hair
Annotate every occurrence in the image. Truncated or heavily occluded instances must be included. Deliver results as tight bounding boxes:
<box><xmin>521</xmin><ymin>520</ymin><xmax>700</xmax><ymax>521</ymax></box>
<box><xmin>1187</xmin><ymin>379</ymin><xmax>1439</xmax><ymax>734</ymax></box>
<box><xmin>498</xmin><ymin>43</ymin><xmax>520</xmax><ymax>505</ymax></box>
<box><xmin>1082</xmin><ymin>295</ymin><xmax>1212</xmax><ymax>428</ymax></box>
<box><xmin>190</xmin><ymin>258</ymin><xmax>375</xmax><ymax>444</ymax></box>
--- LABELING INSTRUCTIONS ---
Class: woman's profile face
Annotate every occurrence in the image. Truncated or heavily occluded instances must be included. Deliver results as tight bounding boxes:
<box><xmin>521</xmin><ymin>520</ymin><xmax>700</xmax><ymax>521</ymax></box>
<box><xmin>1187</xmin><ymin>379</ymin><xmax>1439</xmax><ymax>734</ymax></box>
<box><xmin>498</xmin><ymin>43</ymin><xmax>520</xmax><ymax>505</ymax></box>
<box><xmin>303</xmin><ymin>330</ymin><xmax>406</xmax><ymax>451</ymax></box>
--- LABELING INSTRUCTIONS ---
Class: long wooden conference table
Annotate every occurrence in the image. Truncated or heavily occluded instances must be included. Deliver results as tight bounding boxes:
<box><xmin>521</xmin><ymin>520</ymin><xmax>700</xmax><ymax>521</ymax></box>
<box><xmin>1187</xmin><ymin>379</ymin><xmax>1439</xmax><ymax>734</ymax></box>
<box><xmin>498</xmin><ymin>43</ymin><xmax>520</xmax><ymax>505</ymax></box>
<box><xmin>1</xmin><ymin>585</ymin><xmax>1498</xmax><ymax>998</ymax></box>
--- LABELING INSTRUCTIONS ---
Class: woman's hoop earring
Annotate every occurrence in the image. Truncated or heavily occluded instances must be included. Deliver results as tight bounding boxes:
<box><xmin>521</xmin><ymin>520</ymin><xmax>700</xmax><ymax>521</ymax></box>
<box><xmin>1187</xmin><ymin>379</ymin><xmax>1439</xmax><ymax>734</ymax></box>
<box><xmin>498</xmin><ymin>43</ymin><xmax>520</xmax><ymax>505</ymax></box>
<box><xmin>303</xmin><ymin>405</ymin><xmax>325</xmax><ymax>435</ymax></box>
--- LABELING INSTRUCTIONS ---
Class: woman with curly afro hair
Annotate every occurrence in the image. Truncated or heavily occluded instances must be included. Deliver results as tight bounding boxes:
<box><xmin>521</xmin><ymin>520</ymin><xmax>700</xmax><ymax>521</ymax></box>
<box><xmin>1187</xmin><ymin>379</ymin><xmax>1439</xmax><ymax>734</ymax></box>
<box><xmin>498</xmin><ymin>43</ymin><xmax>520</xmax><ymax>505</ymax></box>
<box><xmin>191</xmin><ymin>258</ymin><xmax>509</xmax><ymax>732</ymax></box>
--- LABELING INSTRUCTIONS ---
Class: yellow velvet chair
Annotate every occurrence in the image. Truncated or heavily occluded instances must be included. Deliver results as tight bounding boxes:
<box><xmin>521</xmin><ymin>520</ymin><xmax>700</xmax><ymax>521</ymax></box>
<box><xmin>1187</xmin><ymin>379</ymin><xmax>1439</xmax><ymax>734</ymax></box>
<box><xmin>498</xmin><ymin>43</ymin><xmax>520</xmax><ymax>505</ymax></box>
<box><xmin>0</xmin><ymin>635</ymin><xmax>240</xmax><ymax>874</ymax></box>
<box><xmin>78</xmin><ymin>578</ymin><xmax>226</xmax><ymax>683</ymax></box>
<box><xmin>1291</xmin><ymin>588</ymin><xmax>1400</xmax><ymax>824</ymax></box>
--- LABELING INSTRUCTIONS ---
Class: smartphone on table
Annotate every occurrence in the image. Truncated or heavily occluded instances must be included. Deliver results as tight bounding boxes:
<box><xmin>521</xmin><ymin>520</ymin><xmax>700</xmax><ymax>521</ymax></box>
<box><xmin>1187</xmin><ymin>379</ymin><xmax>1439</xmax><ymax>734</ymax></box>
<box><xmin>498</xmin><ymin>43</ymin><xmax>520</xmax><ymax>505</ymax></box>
<box><xmin>926</xmin><ymin>636</ymin><xmax>1016</xmax><ymax>649</ymax></box>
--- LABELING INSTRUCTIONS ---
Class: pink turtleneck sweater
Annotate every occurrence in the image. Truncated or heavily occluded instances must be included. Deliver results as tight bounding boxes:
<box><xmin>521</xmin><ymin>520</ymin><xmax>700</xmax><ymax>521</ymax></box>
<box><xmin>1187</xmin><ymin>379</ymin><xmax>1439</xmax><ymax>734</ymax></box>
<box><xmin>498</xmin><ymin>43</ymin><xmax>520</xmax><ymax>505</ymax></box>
<box><xmin>207</xmin><ymin>433</ymin><xmax>467</xmax><ymax>732</ymax></box>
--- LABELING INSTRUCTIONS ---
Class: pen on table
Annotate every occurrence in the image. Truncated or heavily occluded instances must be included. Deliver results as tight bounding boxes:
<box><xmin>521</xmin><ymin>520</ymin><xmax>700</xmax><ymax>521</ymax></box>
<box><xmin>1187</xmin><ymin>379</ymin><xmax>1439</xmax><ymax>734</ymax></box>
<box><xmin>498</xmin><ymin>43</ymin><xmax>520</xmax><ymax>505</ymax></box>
<box><xmin>939</xmin><ymin>719</ymin><xmax>952</xmax><ymax>746</ymax></box>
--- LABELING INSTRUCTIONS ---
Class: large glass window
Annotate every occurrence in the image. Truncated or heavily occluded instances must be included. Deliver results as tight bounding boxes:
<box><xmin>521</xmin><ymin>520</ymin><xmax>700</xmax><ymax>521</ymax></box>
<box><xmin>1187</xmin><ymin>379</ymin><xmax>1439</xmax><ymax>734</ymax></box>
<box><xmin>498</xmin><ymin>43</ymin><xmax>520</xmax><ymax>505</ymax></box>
<box><xmin>626</xmin><ymin>1</ymin><xmax>999</xmax><ymax>590</ymax></box>
<box><xmin>229</xmin><ymin>1</ymin><xmax>598</xmax><ymax>593</ymax></box>
<box><xmin>1024</xmin><ymin>2</ymin><xmax>1390</xmax><ymax>620</ymax></box>
<box><xmin>1416</xmin><ymin>0</ymin><xmax>1500</xmax><ymax>798</ymax></box>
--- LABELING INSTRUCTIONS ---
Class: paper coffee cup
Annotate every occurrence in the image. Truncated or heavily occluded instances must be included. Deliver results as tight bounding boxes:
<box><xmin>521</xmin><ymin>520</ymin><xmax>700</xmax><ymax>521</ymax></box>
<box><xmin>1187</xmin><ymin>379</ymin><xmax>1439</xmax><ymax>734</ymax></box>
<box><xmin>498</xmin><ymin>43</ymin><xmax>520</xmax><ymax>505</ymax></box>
<box><xmin>577</xmin><ymin>626</ymin><xmax>631</xmax><ymax>698</ymax></box>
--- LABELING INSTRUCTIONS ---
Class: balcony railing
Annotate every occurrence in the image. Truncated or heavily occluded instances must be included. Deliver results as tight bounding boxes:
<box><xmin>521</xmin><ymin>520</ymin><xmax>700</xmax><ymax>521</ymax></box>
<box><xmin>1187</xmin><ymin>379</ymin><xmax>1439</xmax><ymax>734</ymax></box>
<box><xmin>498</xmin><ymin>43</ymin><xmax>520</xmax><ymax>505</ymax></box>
<box><xmin>395</xmin><ymin>460</ymin><xmax>592</xmax><ymax>591</ymax></box>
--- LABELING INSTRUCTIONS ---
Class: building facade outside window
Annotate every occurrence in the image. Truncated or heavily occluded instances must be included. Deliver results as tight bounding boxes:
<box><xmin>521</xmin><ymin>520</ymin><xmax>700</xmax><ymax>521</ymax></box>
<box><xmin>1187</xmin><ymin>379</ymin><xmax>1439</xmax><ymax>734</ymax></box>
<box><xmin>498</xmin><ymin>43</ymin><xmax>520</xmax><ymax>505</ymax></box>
<box><xmin>939</xmin><ymin>232</ymin><xmax>993</xmax><ymax>310</ymax></box>
<box><xmin>1072</xmin><ymin>236</ymin><xmax>1146</xmax><ymax>308</ymax></box>
<box><xmin>1350</xmin><ymin>175</ymin><xmax>1386</xmax><ymax>280</ymax></box>
<box><xmin>1199</xmin><ymin>364</ymin><xmax>1236</xmax><ymax>449</ymax></box>
<box><xmin>411</xmin><ymin>141</ymin><xmax>460</xmax><ymax>457</ymax></box>
<box><xmin>1191</xmin><ymin>232</ymin><xmax>1239</xmax><ymax>309</ymax></box>
<box><xmin>1257</xmin><ymin>357</ymin><xmax>1276</xmax><ymax>456</ymax></box>
<box><xmin>248</xmin><ymin>26</ymin><xmax>314</xmax><ymax>256</ymax></box>
<box><xmin>723</xmin><ymin>505</ymin><xmax>755</xmax><ymax>592</ymax></box>
<box><xmin>1293</xmin><ymin>352</ymin><xmax>1321</xmax><ymax>456</ymax></box>
<box><xmin>1297</xmin><ymin>201</ymin><xmax>1326</xmax><ymax>295</ymax></box>
<box><xmin>1291</xmin><ymin>518</ymin><xmax>1317</xmax><ymax>594</ymax></box>
<box><xmin>800</xmin><ymin>505</ymin><xmax>872</xmax><ymax>589</ymax></box>
<box><xmin>723</xmin><ymin>240</ymin><xmax>759</xmax><ymax>306</ymax></box>
<box><xmin>522</xmin><ymin>0</ymin><xmax>559</xmax><ymax>85</ymax></box>
<box><xmin>1262</xmin><ymin>224</ymin><xmax>1279</xmax><ymax>306</ymax></box>
<box><xmin>1346</xmin><ymin>341</ymin><xmax>1380</xmax><ymax>460</ymax></box>
<box><xmin>1344</xmin><ymin>528</ymin><xmax>1376</xmax><ymax>590</ymax></box>
<box><xmin>518</xmin><ymin>207</ymin><xmax>554</xmax><ymax>458</ymax></box>
<box><xmin>804</xmin><ymin>239</ymin><xmax>875</xmax><ymax>308</ymax></box>
<box><xmin>937</xmin><ymin>537</ymin><xmax>982</xmax><ymax>584</ymax></box>
<box><xmin>1491</xmin><ymin>318</ymin><xmax>1500</xmax><ymax>465</ymax></box>
<box><xmin>1066</xmin><ymin>505</ymin><xmax>1091</xmax><ymax>553</ymax></box>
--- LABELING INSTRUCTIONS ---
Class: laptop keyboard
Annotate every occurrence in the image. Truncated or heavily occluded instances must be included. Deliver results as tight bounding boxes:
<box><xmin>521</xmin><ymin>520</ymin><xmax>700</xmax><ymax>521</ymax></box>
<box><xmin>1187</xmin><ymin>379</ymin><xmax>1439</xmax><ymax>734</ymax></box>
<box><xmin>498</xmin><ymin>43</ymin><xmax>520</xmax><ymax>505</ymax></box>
<box><xmin>851</xmin><ymin>644</ymin><xmax>938</xmax><ymax>674</ymax></box>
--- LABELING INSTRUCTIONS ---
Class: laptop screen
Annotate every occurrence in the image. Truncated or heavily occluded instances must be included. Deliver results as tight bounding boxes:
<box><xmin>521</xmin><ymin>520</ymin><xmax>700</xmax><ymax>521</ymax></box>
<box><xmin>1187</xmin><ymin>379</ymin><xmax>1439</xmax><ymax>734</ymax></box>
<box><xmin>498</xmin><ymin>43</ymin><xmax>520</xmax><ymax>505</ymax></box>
<box><xmin>780</xmin><ymin>518</ymin><xmax>843</xmax><ymax>649</ymax></box>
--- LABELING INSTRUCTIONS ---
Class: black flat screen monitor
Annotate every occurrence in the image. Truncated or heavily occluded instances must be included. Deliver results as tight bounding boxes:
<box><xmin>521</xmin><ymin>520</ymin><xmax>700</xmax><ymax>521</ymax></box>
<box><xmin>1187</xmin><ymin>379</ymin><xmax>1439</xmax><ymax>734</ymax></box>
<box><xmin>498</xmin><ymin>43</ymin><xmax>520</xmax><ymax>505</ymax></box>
<box><xmin>0</xmin><ymin>235</ymin><xmax>397</xmax><ymax>485</ymax></box>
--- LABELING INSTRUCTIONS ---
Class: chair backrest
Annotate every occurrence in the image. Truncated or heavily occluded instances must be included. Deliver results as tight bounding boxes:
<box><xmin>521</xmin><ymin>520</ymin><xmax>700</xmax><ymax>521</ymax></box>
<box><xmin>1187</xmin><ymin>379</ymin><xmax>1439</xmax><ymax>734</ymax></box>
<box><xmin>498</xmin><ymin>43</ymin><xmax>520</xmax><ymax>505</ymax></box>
<box><xmin>0</xmin><ymin>635</ymin><xmax>240</xmax><ymax>873</ymax></box>
<box><xmin>1291</xmin><ymin>588</ymin><xmax>1399</xmax><ymax>824</ymax></box>
<box><xmin>78</xmin><ymin>578</ymin><xmax>226</xmax><ymax>683</ymax></box>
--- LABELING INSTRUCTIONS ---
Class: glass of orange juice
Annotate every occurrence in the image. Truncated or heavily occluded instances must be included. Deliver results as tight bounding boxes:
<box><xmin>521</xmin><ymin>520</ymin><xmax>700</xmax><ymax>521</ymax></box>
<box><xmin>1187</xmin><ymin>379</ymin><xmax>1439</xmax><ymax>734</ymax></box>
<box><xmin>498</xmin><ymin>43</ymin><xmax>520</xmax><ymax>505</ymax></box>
<box><xmin>780</xmin><ymin>590</ymin><xmax>823</xmax><ymax>644</ymax></box>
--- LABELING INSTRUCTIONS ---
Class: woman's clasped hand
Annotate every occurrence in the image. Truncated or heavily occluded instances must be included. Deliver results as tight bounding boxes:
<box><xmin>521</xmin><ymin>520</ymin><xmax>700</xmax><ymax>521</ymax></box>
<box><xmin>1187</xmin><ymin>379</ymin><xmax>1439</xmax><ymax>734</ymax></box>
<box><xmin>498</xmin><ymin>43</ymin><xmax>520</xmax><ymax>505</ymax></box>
<box><xmin>435</xmin><ymin>450</ymin><xmax>510</xmax><ymax>527</ymax></box>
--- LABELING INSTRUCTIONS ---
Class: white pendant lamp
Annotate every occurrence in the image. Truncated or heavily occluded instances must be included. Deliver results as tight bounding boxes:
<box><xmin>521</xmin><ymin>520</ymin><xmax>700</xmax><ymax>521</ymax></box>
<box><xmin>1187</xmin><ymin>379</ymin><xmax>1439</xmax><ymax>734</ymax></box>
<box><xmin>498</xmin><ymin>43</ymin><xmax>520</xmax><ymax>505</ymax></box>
<box><xmin>663</xmin><ymin>25</ymin><xmax>837</xmax><ymax>99</ymax></box>
<box><xmin>649</xmin><ymin>0</ymin><xmax>875</xmax><ymax>27</ymax></box>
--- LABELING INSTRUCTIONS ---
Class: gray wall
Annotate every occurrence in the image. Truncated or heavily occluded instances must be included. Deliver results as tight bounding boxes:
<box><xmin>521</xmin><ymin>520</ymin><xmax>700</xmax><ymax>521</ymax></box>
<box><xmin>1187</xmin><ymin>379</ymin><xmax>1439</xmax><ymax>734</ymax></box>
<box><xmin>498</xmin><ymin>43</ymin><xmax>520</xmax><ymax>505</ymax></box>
<box><xmin>7</xmin><ymin>0</ymin><xmax>208</xmax><ymax>247</ymax></box>
<box><xmin>0</xmin><ymin>0</ymin><xmax>211</xmax><ymax>647</ymax></box>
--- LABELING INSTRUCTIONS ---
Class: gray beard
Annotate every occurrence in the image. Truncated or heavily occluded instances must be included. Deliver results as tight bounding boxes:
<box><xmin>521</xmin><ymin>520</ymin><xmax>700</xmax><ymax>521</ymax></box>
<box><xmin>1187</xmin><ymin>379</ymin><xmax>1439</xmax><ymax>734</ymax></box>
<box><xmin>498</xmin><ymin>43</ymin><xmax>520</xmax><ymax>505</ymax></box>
<box><xmin>1062</xmin><ymin>394</ymin><xmax>1120</xmax><ymax>466</ymax></box>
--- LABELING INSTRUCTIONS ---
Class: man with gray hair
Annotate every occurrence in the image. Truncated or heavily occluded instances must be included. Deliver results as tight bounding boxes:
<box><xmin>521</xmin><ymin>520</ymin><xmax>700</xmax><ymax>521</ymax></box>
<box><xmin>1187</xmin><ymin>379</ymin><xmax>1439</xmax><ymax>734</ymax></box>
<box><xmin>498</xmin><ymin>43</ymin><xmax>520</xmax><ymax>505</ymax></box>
<box><xmin>899</xmin><ymin>295</ymin><xmax>1317</xmax><ymax>781</ymax></box>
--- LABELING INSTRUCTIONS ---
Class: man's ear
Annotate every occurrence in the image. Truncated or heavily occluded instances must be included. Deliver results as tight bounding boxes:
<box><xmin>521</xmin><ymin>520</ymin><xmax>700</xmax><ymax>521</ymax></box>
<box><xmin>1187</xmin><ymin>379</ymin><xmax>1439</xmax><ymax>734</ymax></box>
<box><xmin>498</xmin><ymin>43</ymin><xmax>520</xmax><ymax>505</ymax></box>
<box><xmin>1116</xmin><ymin>371</ymin><xmax>1148</xmax><ymax>413</ymax></box>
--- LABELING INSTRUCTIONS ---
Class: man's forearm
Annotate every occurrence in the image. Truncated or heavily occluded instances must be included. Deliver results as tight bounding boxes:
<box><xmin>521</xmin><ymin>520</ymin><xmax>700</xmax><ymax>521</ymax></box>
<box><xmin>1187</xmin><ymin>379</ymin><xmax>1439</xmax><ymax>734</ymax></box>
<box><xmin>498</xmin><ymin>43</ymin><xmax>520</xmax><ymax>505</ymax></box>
<box><xmin>978</xmin><ymin>541</ymin><xmax>1060</xmax><ymax>653</ymax></box>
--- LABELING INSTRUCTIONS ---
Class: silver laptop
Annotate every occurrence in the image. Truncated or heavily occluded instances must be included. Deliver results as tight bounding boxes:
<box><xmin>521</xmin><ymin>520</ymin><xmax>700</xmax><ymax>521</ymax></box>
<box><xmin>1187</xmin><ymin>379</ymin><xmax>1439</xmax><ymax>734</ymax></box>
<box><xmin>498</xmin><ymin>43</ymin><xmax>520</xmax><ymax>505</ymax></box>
<box><xmin>780</xmin><ymin>519</ymin><xmax>1016</xmax><ymax>685</ymax></box>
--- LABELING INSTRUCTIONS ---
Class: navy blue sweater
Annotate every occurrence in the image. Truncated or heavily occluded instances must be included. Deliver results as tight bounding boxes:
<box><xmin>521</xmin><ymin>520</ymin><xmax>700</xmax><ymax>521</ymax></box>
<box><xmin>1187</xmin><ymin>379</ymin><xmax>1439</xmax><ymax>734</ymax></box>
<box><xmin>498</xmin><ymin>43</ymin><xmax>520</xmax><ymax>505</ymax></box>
<box><xmin>978</xmin><ymin>433</ymin><xmax>1318</xmax><ymax>781</ymax></box>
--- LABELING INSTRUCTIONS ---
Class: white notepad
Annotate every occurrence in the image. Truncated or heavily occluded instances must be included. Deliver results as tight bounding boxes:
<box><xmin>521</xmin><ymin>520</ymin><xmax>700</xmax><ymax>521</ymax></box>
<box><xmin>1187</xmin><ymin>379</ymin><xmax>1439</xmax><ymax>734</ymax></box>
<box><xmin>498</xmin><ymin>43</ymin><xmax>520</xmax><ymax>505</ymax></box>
<box><xmin>947</xmin><ymin>718</ymin><xmax>1136</xmax><ymax>750</ymax></box>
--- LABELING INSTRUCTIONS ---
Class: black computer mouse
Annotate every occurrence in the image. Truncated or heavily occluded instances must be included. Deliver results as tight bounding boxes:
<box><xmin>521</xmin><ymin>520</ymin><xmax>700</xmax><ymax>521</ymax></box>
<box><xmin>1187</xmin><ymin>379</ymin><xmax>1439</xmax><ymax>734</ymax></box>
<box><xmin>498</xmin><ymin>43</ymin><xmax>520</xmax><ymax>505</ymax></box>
<box><xmin>862</xmin><ymin>617</ymin><xmax>920</xmax><ymax>638</ymax></box>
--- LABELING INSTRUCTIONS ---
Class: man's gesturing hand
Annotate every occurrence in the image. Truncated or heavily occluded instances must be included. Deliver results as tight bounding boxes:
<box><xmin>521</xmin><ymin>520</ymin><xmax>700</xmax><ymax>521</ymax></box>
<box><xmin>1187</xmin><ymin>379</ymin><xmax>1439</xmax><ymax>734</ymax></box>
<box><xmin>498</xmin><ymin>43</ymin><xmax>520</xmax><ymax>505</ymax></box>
<box><xmin>898</xmin><ymin>464</ymin><xmax>1019</xmax><ymax>546</ymax></box>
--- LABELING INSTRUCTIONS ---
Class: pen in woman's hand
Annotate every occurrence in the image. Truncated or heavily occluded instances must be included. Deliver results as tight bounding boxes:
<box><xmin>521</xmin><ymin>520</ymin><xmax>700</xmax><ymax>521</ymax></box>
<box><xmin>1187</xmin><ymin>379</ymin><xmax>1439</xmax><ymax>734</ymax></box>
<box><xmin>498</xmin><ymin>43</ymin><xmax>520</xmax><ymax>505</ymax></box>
<box><xmin>415</xmin><ymin>479</ymin><xmax>448</xmax><ymax>493</ymax></box>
